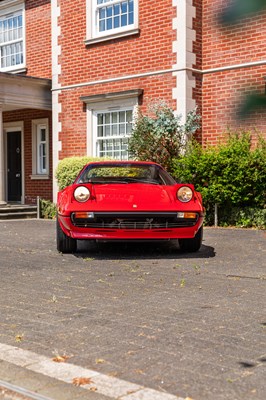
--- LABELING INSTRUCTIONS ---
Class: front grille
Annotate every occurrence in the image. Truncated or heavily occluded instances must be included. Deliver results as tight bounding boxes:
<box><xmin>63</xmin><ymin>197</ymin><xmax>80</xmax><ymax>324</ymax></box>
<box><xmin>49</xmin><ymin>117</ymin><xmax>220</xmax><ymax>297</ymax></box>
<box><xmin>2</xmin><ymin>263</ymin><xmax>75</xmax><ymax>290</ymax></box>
<box><xmin>71</xmin><ymin>212</ymin><xmax>198</xmax><ymax>229</ymax></box>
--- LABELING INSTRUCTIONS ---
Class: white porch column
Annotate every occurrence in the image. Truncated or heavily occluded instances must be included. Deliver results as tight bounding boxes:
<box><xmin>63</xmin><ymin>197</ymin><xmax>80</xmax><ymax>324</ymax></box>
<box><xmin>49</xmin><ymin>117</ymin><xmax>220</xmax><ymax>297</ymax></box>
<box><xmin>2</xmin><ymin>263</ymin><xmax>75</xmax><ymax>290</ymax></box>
<box><xmin>0</xmin><ymin>105</ymin><xmax>6</xmax><ymax>204</ymax></box>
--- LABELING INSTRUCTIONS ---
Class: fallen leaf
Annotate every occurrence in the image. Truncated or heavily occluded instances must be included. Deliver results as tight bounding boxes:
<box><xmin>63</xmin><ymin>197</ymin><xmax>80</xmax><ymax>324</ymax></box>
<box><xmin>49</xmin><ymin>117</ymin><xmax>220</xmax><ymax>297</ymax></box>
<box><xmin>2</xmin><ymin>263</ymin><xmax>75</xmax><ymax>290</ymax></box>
<box><xmin>127</xmin><ymin>350</ymin><xmax>136</xmax><ymax>356</ymax></box>
<box><xmin>135</xmin><ymin>369</ymin><xmax>145</xmax><ymax>375</ymax></box>
<box><xmin>15</xmin><ymin>334</ymin><xmax>24</xmax><ymax>342</ymax></box>
<box><xmin>95</xmin><ymin>358</ymin><xmax>106</xmax><ymax>364</ymax></box>
<box><xmin>52</xmin><ymin>355</ymin><xmax>71</xmax><ymax>363</ymax></box>
<box><xmin>180</xmin><ymin>278</ymin><xmax>186</xmax><ymax>287</ymax></box>
<box><xmin>72</xmin><ymin>377</ymin><xmax>93</xmax><ymax>386</ymax></box>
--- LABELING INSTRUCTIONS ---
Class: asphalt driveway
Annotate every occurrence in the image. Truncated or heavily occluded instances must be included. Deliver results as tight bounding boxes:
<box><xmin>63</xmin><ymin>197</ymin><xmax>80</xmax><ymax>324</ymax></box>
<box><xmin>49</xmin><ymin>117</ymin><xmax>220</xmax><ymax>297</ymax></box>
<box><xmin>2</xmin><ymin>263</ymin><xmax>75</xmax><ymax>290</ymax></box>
<box><xmin>0</xmin><ymin>220</ymin><xmax>265</xmax><ymax>400</ymax></box>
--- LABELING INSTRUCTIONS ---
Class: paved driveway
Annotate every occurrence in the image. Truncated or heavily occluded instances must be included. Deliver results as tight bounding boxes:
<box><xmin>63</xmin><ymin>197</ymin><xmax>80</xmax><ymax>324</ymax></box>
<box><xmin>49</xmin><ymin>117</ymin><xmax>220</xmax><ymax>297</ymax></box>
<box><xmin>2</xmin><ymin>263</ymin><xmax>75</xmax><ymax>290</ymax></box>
<box><xmin>0</xmin><ymin>220</ymin><xmax>265</xmax><ymax>400</ymax></box>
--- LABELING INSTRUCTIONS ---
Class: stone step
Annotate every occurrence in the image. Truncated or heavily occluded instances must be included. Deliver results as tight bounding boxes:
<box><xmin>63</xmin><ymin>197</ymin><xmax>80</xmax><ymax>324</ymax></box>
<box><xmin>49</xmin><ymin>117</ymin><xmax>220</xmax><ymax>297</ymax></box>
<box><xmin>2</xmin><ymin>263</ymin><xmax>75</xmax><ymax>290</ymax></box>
<box><xmin>0</xmin><ymin>205</ymin><xmax>38</xmax><ymax>220</ymax></box>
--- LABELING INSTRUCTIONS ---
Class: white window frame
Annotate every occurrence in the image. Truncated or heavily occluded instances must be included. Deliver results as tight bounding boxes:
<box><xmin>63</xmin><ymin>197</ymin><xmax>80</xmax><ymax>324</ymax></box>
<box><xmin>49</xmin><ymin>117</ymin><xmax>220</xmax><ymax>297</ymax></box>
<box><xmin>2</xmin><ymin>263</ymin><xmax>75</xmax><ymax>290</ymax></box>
<box><xmin>93</xmin><ymin>108</ymin><xmax>133</xmax><ymax>160</ymax></box>
<box><xmin>0</xmin><ymin>0</ymin><xmax>26</xmax><ymax>73</ymax></box>
<box><xmin>31</xmin><ymin>119</ymin><xmax>49</xmax><ymax>179</ymax></box>
<box><xmin>81</xmin><ymin>90</ymin><xmax>142</xmax><ymax>159</ymax></box>
<box><xmin>86</xmin><ymin>0</ymin><xmax>139</xmax><ymax>45</ymax></box>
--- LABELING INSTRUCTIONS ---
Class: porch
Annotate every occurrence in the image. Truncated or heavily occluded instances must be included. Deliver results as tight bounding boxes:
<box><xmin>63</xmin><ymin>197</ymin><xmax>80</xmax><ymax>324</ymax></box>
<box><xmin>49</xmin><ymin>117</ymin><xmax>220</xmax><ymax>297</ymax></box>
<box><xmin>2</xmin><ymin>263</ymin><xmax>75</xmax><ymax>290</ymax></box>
<box><xmin>0</xmin><ymin>72</ymin><xmax>52</xmax><ymax>205</ymax></box>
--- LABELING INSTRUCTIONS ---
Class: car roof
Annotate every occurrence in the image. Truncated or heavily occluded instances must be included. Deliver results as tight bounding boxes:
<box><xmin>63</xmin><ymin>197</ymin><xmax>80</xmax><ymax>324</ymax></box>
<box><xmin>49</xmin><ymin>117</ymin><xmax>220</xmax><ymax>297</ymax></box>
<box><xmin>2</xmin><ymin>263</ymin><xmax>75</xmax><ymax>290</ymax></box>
<box><xmin>84</xmin><ymin>161</ymin><xmax>161</xmax><ymax>167</ymax></box>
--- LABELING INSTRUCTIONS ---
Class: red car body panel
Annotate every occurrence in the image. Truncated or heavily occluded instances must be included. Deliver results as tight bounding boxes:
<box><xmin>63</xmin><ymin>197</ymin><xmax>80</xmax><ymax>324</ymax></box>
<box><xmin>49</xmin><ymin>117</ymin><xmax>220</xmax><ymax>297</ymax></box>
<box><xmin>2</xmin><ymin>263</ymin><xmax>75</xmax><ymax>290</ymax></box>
<box><xmin>57</xmin><ymin>161</ymin><xmax>204</xmax><ymax>242</ymax></box>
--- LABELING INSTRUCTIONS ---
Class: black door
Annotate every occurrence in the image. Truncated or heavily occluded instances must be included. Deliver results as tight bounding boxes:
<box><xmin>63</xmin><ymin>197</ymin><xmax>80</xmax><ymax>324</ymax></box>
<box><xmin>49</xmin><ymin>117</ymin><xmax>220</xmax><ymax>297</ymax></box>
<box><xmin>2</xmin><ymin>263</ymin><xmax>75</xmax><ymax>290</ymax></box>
<box><xmin>7</xmin><ymin>131</ymin><xmax>22</xmax><ymax>202</ymax></box>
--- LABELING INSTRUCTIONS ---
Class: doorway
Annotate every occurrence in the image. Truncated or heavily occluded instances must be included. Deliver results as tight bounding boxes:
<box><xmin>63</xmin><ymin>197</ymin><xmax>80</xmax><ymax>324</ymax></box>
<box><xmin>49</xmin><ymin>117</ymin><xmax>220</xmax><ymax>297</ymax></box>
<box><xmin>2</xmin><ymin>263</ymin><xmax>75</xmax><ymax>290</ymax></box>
<box><xmin>7</xmin><ymin>131</ymin><xmax>22</xmax><ymax>202</ymax></box>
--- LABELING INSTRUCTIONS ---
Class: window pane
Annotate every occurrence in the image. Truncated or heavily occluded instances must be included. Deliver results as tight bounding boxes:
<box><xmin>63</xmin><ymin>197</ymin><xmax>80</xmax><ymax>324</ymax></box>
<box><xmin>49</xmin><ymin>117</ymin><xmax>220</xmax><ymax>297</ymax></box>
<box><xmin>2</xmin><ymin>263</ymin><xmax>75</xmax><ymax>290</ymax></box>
<box><xmin>119</xmin><ymin>111</ymin><xmax>125</xmax><ymax>122</ymax></box>
<box><xmin>106</xmin><ymin>6</ymin><xmax>112</xmax><ymax>17</ymax></box>
<box><xmin>112</xmin><ymin>124</ymin><xmax>118</xmax><ymax>135</ymax></box>
<box><xmin>114</xmin><ymin>4</ymin><xmax>120</xmax><ymax>15</ymax></box>
<box><xmin>126</xmin><ymin>110</ymin><xmax>132</xmax><ymax>122</ymax></box>
<box><xmin>0</xmin><ymin>11</ymin><xmax>24</xmax><ymax>70</ymax></box>
<box><xmin>99</xmin><ymin>20</ymin><xmax>105</xmax><ymax>32</ymax></box>
<box><xmin>96</xmin><ymin>109</ymin><xmax>133</xmax><ymax>159</ymax></box>
<box><xmin>111</xmin><ymin>112</ymin><xmax>117</xmax><ymax>123</ymax></box>
<box><xmin>107</xmin><ymin>17</ymin><xmax>112</xmax><ymax>30</ymax></box>
<box><xmin>129</xmin><ymin>0</ymin><xmax>134</xmax><ymax>12</ymax></box>
<box><xmin>41</xmin><ymin>128</ymin><xmax>46</xmax><ymax>142</ymax></box>
<box><xmin>98</xmin><ymin>113</ymin><xmax>103</xmax><ymax>124</ymax></box>
<box><xmin>37</xmin><ymin>128</ymin><xmax>47</xmax><ymax>174</ymax></box>
<box><xmin>105</xmin><ymin>113</ymin><xmax>110</xmax><ymax>124</ymax></box>
<box><xmin>99</xmin><ymin>8</ymin><xmax>106</xmax><ymax>19</ymax></box>
<box><xmin>121</xmin><ymin>2</ymin><xmax>128</xmax><ymax>13</ymax></box>
<box><xmin>96</xmin><ymin>0</ymin><xmax>134</xmax><ymax>33</ymax></box>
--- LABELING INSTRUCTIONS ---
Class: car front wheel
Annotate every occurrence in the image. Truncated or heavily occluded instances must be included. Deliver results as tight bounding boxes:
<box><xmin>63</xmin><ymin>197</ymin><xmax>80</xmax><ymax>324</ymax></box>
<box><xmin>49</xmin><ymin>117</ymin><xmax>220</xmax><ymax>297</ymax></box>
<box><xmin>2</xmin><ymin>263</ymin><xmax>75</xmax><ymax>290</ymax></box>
<box><xmin>178</xmin><ymin>226</ymin><xmax>203</xmax><ymax>252</ymax></box>
<box><xmin>56</xmin><ymin>217</ymin><xmax>77</xmax><ymax>253</ymax></box>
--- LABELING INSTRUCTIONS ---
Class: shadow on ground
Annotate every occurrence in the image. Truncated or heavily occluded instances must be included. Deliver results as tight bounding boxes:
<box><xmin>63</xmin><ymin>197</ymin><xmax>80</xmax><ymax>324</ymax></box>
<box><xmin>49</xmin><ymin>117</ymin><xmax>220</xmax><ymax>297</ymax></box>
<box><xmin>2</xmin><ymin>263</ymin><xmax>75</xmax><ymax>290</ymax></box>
<box><xmin>75</xmin><ymin>240</ymin><xmax>215</xmax><ymax>260</ymax></box>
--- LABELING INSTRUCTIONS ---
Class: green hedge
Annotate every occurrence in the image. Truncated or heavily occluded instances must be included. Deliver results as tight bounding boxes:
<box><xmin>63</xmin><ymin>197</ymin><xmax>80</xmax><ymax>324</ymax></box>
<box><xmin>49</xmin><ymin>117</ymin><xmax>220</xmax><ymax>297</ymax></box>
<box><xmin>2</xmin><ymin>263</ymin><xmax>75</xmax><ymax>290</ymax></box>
<box><xmin>171</xmin><ymin>133</ymin><xmax>266</xmax><ymax>228</ymax></box>
<box><xmin>55</xmin><ymin>156</ymin><xmax>110</xmax><ymax>190</ymax></box>
<box><xmin>40</xmin><ymin>199</ymin><xmax>56</xmax><ymax>219</ymax></box>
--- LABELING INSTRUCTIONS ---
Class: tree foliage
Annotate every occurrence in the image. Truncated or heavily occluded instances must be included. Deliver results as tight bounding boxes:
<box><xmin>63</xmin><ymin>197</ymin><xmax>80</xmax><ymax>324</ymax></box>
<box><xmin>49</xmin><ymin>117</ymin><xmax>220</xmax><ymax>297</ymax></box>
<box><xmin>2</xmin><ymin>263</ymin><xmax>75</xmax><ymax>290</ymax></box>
<box><xmin>128</xmin><ymin>101</ymin><xmax>200</xmax><ymax>171</ymax></box>
<box><xmin>220</xmin><ymin>0</ymin><xmax>266</xmax><ymax>117</ymax></box>
<box><xmin>220</xmin><ymin>0</ymin><xmax>266</xmax><ymax>24</ymax></box>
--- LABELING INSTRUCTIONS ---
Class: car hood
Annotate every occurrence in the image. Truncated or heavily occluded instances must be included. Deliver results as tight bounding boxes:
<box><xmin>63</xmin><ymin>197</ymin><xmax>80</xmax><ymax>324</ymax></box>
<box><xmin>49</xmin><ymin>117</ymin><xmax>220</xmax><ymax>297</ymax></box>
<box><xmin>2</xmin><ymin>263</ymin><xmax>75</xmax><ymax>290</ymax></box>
<box><xmin>58</xmin><ymin>182</ymin><xmax>203</xmax><ymax>215</ymax></box>
<box><xmin>92</xmin><ymin>184</ymin><xmax>175</xmax><ymax>210</ymax></box>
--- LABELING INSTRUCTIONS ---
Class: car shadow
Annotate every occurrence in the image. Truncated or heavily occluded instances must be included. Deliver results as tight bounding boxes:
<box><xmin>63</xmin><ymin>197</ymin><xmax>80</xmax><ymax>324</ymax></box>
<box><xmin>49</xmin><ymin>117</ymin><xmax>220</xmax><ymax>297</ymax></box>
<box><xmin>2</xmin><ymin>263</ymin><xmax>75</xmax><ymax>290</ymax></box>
<box><xmin>74</xmin><ymin>240</ymin><xmax>215</xmax><ymax>260</ymax></box>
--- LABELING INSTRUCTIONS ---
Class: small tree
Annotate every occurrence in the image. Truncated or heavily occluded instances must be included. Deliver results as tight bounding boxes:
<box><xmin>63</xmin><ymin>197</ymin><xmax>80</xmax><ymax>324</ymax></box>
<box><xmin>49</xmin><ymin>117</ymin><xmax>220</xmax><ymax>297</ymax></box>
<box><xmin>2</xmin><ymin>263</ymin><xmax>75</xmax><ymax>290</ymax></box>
<box><xmin>128</xmin><ymin>101</ymin><xmax>200</xmax><ymax>170</ymax></box>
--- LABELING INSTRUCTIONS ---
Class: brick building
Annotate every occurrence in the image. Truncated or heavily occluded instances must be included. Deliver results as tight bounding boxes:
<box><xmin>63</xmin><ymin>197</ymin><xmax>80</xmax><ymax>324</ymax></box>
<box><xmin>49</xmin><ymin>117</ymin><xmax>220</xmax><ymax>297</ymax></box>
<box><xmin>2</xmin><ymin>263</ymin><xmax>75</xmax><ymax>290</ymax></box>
<box><xmin>0</xmin><ymin>0</ymin><xmax>265</xmax><ymax>205</ymax></box>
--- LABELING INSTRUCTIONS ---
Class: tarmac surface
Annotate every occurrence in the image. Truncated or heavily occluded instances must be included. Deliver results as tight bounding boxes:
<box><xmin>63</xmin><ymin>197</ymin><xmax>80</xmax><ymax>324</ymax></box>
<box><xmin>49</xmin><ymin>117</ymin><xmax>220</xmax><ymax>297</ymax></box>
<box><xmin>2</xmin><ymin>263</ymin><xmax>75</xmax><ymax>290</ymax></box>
<box><xmin>0</xmin><ymin>219</ymin><xmax>265</xmax><ymax>400</ymax></box>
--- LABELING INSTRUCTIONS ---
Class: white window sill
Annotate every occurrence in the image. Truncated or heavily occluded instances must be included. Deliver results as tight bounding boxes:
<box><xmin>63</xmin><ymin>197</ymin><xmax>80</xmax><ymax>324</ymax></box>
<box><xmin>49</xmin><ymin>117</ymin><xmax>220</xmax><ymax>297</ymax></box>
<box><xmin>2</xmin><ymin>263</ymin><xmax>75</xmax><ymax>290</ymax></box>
<box><xmin>30</xmin><ymin>174</ymin><xmax>50</xmax><ymax>180</ymax></box>
<box><xmin>85</xmin><ymin>28</ymin><xmax>140</xmax><ymax>45</ymax></box>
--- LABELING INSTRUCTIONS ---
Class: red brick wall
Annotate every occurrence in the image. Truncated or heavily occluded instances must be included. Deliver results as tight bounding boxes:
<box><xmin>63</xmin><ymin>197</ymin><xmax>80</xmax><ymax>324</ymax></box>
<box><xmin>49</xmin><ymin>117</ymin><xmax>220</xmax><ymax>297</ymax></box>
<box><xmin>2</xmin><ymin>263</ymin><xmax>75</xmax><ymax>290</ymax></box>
<box><xmin>57</xmin><ymin>0</ymin><xmax>178</xmax><ymax>158</ymax></box>
<box><xmin>193</xmin><ymin>0</ymin><xmax>203</xmax><ymax>141</ymax></box>
<box><xmin>202</xmin><ymin>0</ymin><xmax>266</xmax><ymax>143</ymax></box>
<box><xmin>25</xmin><ymin>0</ymin><xmax>51</xmax><ymax>78</ymax></box>
<box><xmin>3</xmin><ymin>110</ymin><xmax>53</xmax><ymax>203</ymax></box>
<box><xmin>59</xmin><ymin>0</ymin><xmax>176</xmax><ymax>86</ymax></box>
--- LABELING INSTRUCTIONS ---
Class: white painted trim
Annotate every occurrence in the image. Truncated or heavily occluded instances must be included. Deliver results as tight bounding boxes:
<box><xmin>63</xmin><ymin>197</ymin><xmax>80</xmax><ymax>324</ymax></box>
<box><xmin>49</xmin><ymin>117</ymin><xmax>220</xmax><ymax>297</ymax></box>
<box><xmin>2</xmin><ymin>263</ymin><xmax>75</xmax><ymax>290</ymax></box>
<box><xmin>172</xmin><ymin>0</ymin><xmax>196</xmax><ymax>122</ymax></box>
<box><xmin>86</xmin><ymin>0</ymin><xmax>139</xmax><ymax>43</ymax></box>
<box><xmin>51</xmin><ymin>59</ymin><xmax>266</xmax><ymax>93</ymax></box>
<box><xmin>51</xmin><ymin>0</ymin><xmax>62</xmax><ymax>203</ymax></box>
<box><xmin>85</xmin><ymin>96</ymin><xmax>139</xmax><ymax>157</ymax></box>
<box><xmin>0</xmin><ymin>1</ymin><xmax>26</xmax><ymax>73</ymax></box>
<box><xmin>31</xmin><ymin>118</ymin><xmax>49</xmax><ymax>178</ymax></box>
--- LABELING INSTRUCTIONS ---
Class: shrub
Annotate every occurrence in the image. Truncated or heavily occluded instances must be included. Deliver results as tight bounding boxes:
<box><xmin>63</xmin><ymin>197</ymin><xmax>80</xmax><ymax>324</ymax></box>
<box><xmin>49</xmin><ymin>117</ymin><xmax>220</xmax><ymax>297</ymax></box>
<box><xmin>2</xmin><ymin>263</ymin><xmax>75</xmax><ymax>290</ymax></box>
<box><xmin>40</xmin><ymin>199</ymin><xmax>56</xmax><ymax>219</ymax></box>
<box><xmin>128</xmin><ymin>101</ymin><xmax>200</xmax><ymax>171</ymax></box>
<box><xmin>218</xmin><ymin>207</ymin><xmax>266</xmax><ymax>229</ymax></box>
<box><xmin>171</xmin><ymin>132</ymin><xmax>266</xmax><ymax>227</ymax></box>
<box><xmin>55</xmin><ymin>156</ymin><xmax>110</xmax><ymax>190</ymax></box>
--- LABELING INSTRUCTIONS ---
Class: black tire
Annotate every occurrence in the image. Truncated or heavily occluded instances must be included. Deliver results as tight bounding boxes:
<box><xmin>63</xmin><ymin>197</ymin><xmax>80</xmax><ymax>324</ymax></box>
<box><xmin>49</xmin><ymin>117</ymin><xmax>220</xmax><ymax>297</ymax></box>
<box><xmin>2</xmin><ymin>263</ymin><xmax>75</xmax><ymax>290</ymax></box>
<box><xmin>56</xmin><ymin>217</ymin><xmax>77</xmax><ymax>253</ymax></box>
<box><xmin>178</xmin><ymin>226</ymin><xmax>203</xmax><ymax>253</ymax></box>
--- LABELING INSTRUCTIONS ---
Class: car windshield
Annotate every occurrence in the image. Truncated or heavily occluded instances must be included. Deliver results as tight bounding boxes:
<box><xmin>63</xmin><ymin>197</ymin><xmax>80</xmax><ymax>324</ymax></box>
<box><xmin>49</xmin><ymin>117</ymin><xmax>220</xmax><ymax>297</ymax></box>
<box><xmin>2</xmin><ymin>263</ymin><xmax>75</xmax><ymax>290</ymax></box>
<box><xmin>76</xmin><ymin>163</ymin><xmax>176</xmax><ymax>186</ymax></box>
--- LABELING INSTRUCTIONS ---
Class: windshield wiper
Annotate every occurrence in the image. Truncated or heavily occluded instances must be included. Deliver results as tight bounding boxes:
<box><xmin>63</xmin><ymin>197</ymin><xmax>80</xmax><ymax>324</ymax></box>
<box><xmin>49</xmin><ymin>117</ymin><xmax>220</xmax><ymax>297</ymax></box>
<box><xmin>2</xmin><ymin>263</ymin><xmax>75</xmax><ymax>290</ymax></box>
<box><xmin>85</xmin><ymin>179</ymin><xmax>129</xmax><ymax>184</ymax></box>
<box><xmin>124</xmin><ymin>178</ymin><xmax>160</xmax><ymax>185</ymax></box>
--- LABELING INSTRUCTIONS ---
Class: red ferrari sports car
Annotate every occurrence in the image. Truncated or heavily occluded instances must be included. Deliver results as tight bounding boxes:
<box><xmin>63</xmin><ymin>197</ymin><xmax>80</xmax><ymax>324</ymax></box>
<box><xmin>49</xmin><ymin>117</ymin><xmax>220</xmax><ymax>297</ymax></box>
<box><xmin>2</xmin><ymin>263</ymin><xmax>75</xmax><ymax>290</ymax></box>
<box><xmin>56</xmin><ymin>161</ymin><xmax>204</xmax><ymax>253</ymax></box>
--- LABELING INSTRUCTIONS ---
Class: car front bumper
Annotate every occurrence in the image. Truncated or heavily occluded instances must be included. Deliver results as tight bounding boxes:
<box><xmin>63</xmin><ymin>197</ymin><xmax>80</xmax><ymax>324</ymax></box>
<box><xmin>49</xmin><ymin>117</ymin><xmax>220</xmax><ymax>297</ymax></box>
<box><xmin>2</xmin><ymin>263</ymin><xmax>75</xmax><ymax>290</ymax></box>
<box><xmin>58</xmin><ymin>211</ymin><xmax>204</xmax><ymax>240</ymax></box>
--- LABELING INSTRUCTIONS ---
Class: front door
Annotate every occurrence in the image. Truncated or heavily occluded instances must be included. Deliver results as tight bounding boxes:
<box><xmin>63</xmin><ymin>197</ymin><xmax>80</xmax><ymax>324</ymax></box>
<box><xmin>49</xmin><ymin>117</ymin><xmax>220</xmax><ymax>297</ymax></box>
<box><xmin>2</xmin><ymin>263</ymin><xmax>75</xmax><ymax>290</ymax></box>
<box><xmin>7</xmin><ymin>131</ymin><xmax>22</xmax><ymax>202</ymax></box>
